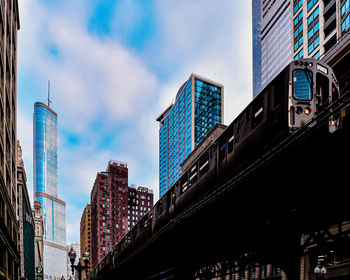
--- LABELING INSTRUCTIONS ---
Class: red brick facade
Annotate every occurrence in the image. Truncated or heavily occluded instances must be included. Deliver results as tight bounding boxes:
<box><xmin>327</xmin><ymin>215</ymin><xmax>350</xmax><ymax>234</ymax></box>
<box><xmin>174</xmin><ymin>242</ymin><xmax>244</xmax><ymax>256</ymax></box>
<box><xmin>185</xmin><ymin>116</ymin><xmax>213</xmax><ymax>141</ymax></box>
<box><xmin>90</xmin><ymin>160</ymin><xmax>153</xmax><ymax>268</ymax></box>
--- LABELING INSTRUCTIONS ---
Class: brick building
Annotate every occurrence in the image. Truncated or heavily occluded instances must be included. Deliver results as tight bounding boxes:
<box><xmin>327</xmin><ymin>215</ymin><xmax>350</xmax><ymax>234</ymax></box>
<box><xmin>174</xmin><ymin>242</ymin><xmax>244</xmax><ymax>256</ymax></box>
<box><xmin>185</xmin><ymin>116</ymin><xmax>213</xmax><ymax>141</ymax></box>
<box><xmin>80</xmin><ymin>203</ymin><xmax>91</xmax><ymax>280</ymax></box>
<box><xmin>90</xmin><ymin>160</ymin><xmax>154</xmax><ymax>269</ymax></box>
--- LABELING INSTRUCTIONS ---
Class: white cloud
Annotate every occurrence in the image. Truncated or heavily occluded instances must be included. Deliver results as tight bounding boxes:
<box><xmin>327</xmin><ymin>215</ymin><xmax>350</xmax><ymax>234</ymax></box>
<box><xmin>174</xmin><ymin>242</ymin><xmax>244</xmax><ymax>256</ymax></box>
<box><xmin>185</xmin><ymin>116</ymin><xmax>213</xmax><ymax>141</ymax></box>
<box><xmin>17</xmin><ymin>0</ymin><xmax>253</xmax><ymax>244</ymax></box>
<box><xmin>152</xmin><ymin>0</ymin><xmax>253</xmax><ymax>123</ymax></box>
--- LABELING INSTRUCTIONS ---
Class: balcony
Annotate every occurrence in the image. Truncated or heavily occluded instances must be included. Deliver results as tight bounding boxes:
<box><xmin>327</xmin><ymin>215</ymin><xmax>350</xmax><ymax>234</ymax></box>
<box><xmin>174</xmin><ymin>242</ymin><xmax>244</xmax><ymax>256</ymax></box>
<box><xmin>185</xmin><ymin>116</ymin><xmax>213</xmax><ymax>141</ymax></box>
<box><xmin>324</xmin><ymin>19</ymin><xmax>337</xmax><ymax>39</ymax></box>
<box><xmin>324</xmin><ymin>33</ymin><xmax>337</xmax><ymax>53</ymax></box>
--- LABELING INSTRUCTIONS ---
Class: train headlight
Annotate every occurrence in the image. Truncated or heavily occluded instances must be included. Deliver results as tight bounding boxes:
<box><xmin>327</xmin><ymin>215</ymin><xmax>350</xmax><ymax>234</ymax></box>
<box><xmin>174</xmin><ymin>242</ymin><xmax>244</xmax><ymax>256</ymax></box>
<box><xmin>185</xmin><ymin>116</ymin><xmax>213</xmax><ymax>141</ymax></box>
<box><xmin>304</xmin><ymin>107</ymin><xmax>312</xmax><ymax>115</ymax></box>
<box><xmin>296</xmin><ymin>106</ymin><xmax>303</xmax><ymax>114</ymax></box>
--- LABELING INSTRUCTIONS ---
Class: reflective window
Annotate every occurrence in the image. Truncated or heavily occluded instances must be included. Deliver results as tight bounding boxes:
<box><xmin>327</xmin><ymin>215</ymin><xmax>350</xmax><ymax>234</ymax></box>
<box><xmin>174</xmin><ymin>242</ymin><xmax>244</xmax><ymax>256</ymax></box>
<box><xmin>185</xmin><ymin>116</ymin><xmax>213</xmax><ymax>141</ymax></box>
<box><xmin>307</xmin><ymin>0</ymin><xmax>318</xmax><ymax>11</ymax></box>
<box><xmin>294</xmin><ymin>0</ymin><xmax>303</xmax><ymax>14</ymax></box>
<box><xmin>294</xmin><ymin>48</ymin><xmax>304</xmax><ymax>60</ymax></box>
<box><xmin>294</xmin><ymin>11</ymin><xmax>303</xmax><ymax>26</ymax></box>
<box><xmin>342</xmin><ymin>14</ymin><xmax>350</xmax><ymax>33</ymax></box>
<box><xmin>342</xmin><ymin>0</ymin><xmax>350</xmax><ymax>18</ymax></box>
<box><xmin>293</xmin><ymin>70</ymin><xmax>313</xmax><ymax>100</ymax></box>
<box><xmin>308</xmin><ymin>7</ymin><xmax>319</xmax><ymax>25</ymax></box>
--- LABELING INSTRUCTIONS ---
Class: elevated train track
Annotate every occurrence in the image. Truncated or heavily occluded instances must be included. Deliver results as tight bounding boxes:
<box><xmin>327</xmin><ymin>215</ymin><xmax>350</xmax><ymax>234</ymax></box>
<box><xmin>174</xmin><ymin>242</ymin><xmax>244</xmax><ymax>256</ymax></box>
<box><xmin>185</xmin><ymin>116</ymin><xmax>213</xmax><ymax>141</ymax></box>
<box><xmin>91</xmin><ymin>33</ymin><xmax>350</xmax><ymax>279</ymax></box>
<box><xmin>92</xmin><ymin>89</ymin><xmax>350</xmax><ymax>279</ymax></box>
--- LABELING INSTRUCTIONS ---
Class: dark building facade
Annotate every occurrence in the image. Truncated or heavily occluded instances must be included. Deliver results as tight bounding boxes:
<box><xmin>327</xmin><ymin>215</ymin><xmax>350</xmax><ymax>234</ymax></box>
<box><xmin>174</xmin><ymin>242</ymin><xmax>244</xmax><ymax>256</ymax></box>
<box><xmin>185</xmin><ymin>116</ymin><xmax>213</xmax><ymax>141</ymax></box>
<box><xmin>32</xmin><ymin>201</ymin><xmax>43</xmax><ymax>280</ymax></box>
<box><xmin>90</xmin><ymin>160</ymin><xmax>153</xmax><ymax>269</ymax></box>
<box><xmin>80</xmin><ymin>204</ymin><xmax>91</xmax><ymax>280</ymax></box>
<box><xmin>0</xmin><ymin>0</ymin><xmax>20</xmax><ymax>279</ymax></box>
<box><xmin>17</xmin><ymin>142</ymin><xmax>35</xmax><ymax>280</ymax></box>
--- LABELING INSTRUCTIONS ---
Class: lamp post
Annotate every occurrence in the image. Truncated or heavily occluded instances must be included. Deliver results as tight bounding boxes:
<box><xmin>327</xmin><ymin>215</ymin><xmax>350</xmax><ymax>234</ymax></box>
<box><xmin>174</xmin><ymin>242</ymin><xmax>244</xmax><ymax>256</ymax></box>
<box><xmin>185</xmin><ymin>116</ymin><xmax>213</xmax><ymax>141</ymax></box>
<box><xmin>68</xmin><ymin>247</ymin><xmax>90</xmax><ymax>280</ymax></box>
<box><xmin>314</xmin><ymin>265</ymin><xmax>327</xmax><ymax>280</ymax></box>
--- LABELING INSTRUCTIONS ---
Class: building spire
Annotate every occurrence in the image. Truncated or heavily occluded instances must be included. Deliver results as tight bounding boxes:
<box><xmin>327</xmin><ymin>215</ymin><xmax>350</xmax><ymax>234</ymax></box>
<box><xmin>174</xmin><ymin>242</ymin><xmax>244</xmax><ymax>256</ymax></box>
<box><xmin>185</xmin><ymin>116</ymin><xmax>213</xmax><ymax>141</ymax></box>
<box><xmin>48</xmin><ymin>80</ymin><xmax>52</xmax><ymax>107</ymax></box>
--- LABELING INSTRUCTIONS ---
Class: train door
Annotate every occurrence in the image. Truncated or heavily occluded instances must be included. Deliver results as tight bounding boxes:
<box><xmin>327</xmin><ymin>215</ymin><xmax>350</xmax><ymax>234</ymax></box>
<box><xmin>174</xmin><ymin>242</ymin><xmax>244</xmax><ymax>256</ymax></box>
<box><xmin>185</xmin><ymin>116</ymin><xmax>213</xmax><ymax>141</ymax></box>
<box><xmin>315</xmin><ymin>72</ymin><xmax>330</xmax><ymax>113</ymax></box>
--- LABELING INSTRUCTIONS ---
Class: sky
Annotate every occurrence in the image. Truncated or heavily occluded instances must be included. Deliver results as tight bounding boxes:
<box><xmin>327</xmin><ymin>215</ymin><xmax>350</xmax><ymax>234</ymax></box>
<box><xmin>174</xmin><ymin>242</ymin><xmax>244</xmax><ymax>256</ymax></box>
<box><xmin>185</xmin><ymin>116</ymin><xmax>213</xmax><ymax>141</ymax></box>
<box><xmin>17</xmin><ymin>0</ymin><xmax>253</xmax><ymax>244</ymax></box>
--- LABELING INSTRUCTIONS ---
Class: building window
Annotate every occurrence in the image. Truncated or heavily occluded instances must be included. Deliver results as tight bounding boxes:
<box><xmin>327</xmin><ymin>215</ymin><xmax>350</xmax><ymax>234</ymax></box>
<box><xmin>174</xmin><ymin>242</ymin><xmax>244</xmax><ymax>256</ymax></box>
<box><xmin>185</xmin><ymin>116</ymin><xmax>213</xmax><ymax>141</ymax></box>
<box><xmin>308</xmin><ymin>36</ymin><xmax>319</xmax><ymax>55</ymax></box>
<box><xmin>308</xmin><ymin>6</ymin><xmax>319</xmax><ymax>25</ymax></box>
<box><xmin>294</xmin><ymin>11</ymin><xmax>303</xmax><ymax>27</ymax></box>
<box><xmin>342</xmin><ymin>0</ymin><xmax>350</xmax><ymax>18</ymax></box>
<box><xmin>308</xmin><ymin>22</ymin><xmax>319</xmax><ymax>40</ymax></box>
<box><xmin>294</xmin><ymin>36</ymin><xmax>303</xmax><ymax>51</ymax></box>
<box><xmin>342</xmin><ymin>14</ymin><xmax>350</xmax><ymax>33</ymax></box>
<box><xmin>294</xmin><ymin>23</ymin><xmax>303</xmax><ymax>39</ymax></box>
<box><xmin>294</xmin><ymin>0</ymin><xmax>303</xmax><ymax>14</ymax></box>
<box><xmin>294</xmin><ymin>48</ymin><xmax>304</xmax><ymax>60</ymax></box>
<box><xmin>307</xmin><ymin>0</ymin><xmax>318</xmax><ymax>12</ymax></box>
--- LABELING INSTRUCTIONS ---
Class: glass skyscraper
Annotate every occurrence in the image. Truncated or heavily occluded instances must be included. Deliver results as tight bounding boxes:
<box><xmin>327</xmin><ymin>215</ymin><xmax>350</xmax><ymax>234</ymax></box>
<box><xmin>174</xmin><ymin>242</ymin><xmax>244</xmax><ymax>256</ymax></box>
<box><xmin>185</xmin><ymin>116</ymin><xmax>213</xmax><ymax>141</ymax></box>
<box><xmin>252</xmin><ymin>0</ymin><xmax>262</xmax><ymax>98</ymax></box>
<box><xmin>292</xmin><ymin>0</ymin><xmax>349</xmax><ymax>61</ymax></box>
<box><xmin>157</xmin><ymin>74</ymin><xmax>224</xmax><ymax>197</ymax></box>
<box><xmin>252</xmin><ymin>0</ymin><xmax>292</xmax><ymax>98</ymax></box>
<box><xmin>33</xmin><ymin>102</ymin><xmax>66</xmax><ymax>280</ymax></box>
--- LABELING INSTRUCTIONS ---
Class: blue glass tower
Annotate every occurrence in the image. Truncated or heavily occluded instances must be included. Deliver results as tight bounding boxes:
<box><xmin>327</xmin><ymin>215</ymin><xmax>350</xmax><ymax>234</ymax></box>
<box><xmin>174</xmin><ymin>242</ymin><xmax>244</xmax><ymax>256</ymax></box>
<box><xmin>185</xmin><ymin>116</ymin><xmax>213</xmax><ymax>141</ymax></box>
<box><xmin>33</xmin><ymin>102</ymin><xmax>66</xmax><ymax>279</ymax></box>
<box><xmin>157</xmin><ymin>74</ymin><xmax>224</xmax><ymax>197</ymax></box>
<box><xmin>252</xmin><ymin>0</ymin><xmax>262</xmax><ymax>98</ymax></box>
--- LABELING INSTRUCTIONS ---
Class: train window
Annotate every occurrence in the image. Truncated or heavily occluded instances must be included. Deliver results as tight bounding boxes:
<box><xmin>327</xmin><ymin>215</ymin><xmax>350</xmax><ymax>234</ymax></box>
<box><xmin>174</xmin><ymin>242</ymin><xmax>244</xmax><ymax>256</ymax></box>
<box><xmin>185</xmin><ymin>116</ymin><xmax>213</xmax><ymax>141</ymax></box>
<box><xmin>293</xmin><ymin>70</ymin><xmax>313</xmax><ymax>100</ymax></box>
<box><xmin>199</xmin><ymin>153</ymin><xmax>209</xmax><ymax>177</ymax></box>
<box><xmin>219</xmin><ymin>139</ymin><xmax>226</xmax><ymax>161</ymax></box>
<box><xmin>228</xmin><ymin>127</ymin><xmax>234</xmax><ymax>154</ymax></box>
<box><xmin>170</xmin><ymin>190</ymin><xmax>175</xmax><ymax>205</ymax></box>
<box><xmin>252</xmin><ymin>95</ymin><xmax>264</xmax><ymax>128</ymax></box>
<box><xmin>189</xmin><ymin>164</ymin><xmax>197</xmax><ymax>186</ymax></box>
<box><xmin>180</xmin><ymin>176</ymin><xmax>188</xmax><ymax>194</ymax></box>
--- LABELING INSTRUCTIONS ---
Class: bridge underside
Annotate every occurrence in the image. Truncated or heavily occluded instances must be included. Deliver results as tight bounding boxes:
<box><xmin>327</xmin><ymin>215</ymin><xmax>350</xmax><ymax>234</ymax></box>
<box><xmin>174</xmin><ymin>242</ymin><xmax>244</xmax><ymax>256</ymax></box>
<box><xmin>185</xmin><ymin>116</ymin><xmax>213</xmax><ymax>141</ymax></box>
<box><xmin>95</xmin><ymin>117</ymin><xmax>350</xmax><ymax>280</ymax></box>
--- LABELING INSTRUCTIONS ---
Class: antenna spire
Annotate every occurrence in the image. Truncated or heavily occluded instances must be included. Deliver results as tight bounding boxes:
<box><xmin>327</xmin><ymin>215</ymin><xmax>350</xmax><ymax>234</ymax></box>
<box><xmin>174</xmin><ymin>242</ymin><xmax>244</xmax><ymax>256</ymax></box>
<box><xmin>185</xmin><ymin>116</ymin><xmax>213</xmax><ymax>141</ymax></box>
<box><xmin>48</xmin><ymin>80</ymin><xmax>52</xmax><ymax>107</ymax></box>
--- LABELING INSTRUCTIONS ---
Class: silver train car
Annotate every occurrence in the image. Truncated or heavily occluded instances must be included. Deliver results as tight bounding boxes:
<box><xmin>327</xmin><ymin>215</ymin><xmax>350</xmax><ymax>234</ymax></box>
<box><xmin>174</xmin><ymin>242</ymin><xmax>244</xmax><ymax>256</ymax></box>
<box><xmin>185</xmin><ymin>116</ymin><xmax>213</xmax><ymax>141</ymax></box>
<box><xmin>91</xmin><ymin>58</ymin><xmax>339</xmax><ymax>279</ymax></box>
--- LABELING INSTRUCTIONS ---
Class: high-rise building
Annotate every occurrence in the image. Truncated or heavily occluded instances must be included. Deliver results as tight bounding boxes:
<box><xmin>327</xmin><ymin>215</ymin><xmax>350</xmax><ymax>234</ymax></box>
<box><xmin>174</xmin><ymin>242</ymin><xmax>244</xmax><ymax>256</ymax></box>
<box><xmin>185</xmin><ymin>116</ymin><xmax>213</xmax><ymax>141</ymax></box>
<box><xmin>66</xmin><ymin>242</ymin><xmax>80</xmax><ymax>280</ymax></box>
<box><xmin>32</xmin><ymin>200</ymin><xmax>44</xmax><ymax>280</ymax></box>
<box><xmin>17</xmin><ymin>141</ymin><xmax>35</xmax><ymax>280</ymax></box>
<box><xmin>80</xmin><ymin>204</ymin><xmax>91</xmax><ymax>280</ymax></box>
<box><xmin>252</xmin><ymin>0</ymin><xmax>292</xmax><ymax>98</ymax></box>
<box><xmin>33</xmin><ymin>102</ymin><xmax>66</xmax><ymax>279</ymax></box>
<box><xmin>157</xmin><ymin>74</ymin><xmax>224</xmax><ymax>197</ymax></box>
<box><xmin>253</xmin><ymin>0</ymin><xmax>350</xmax><ymax>98</ymax></box>
<box><xmin>292</xmin><ymin>0</ymin><xmax>350</xmax><ymax>61</ymax></box>
<box><xmin>0</xmin><ymin>0</ymin><xmax>20</xmax><ymax>279</ymax></box>
<box><xmin>90</xmin><ymin>160</ymin><xmax>154</xmax><ymax>269</ymax></box>
<box><xmin>252</xmin><ymin>0</ymin><xmax>262</xmax><ymax>97</ymax></box>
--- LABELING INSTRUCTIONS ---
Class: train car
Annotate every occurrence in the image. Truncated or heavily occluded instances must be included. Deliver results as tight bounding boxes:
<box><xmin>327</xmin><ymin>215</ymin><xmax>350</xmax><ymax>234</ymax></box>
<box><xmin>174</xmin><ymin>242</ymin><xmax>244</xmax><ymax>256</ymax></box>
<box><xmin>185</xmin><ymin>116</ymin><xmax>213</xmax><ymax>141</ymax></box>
<box><xmin>158</xmin><ymin>58</ymin><xmax>339</xmax><ymax>225</ymax></box>
<box><xmin>92</xmin><ymin>59</ymin><xmax>339</xmax><ymax>279</ymax></box>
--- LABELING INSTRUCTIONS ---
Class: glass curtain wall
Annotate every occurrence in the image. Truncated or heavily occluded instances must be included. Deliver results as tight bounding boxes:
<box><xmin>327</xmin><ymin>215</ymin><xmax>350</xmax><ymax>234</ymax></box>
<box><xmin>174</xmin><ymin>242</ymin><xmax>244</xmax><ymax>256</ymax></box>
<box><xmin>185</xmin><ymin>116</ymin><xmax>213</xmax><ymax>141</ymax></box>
<box><xmin>33</xmin><ymin>103</ymin><xmax>66</xmax><ymax>280</ymax></box>
<box><xmin>158</xmin><ymin>75</ymin><xmax>223</xmax><ymax>197</ymax></box>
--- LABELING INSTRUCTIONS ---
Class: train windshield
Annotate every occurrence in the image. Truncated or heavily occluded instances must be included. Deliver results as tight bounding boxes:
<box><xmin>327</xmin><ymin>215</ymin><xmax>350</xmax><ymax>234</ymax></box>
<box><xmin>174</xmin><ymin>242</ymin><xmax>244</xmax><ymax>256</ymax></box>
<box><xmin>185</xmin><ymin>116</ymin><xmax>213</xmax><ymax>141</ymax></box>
<box><xmin>293</xmin><ymin>70</ymin><xmax>313</xmax><ymax>100</ymax></box>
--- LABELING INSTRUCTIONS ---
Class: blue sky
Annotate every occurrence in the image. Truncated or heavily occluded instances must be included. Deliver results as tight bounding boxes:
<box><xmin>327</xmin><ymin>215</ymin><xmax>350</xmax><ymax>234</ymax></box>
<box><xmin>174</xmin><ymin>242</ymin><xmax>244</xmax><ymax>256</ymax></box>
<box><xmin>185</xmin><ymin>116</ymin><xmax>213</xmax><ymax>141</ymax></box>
<box><xmin>17</xmin><ymin>0</ymin><xmax>253</xmax><ymax>243</ymax></box>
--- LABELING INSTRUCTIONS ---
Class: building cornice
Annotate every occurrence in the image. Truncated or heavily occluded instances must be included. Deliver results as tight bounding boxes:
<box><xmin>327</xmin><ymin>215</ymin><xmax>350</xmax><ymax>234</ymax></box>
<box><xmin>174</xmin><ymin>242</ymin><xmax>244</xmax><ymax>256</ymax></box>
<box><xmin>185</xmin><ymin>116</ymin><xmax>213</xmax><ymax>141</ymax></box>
<box><xmin>34</xmin><ymin>102</ymin><xmax>58</xmax><ymax>118</ymax></box>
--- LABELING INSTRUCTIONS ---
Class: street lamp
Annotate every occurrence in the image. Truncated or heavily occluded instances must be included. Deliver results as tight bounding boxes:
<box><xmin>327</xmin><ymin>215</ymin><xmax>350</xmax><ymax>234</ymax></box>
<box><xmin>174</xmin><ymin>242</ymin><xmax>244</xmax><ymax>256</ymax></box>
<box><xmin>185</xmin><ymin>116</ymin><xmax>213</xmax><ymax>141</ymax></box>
<box><xmin>61</xmin><ymin>276</ymin><xmax>65</xmax><ymax>280</ymax></box>
<box><xmin>314</xmin><ymin>265</ymin><xmax>327</xmax><ymax>279</ymax></box>
<box><xmin>68</xmin><ymin>247</ymin><xmax>90</xmax><ymax>280</ymax></box>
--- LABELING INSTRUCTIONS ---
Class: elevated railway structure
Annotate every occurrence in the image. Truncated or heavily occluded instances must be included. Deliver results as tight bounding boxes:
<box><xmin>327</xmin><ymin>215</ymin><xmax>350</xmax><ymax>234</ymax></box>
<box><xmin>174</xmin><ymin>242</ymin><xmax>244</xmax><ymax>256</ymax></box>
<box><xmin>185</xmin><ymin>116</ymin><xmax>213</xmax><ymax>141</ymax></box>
<box><xmin>91</xmin><ymin>32</ymin><xmax>350</xmax><ymax>280</ymax></box>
